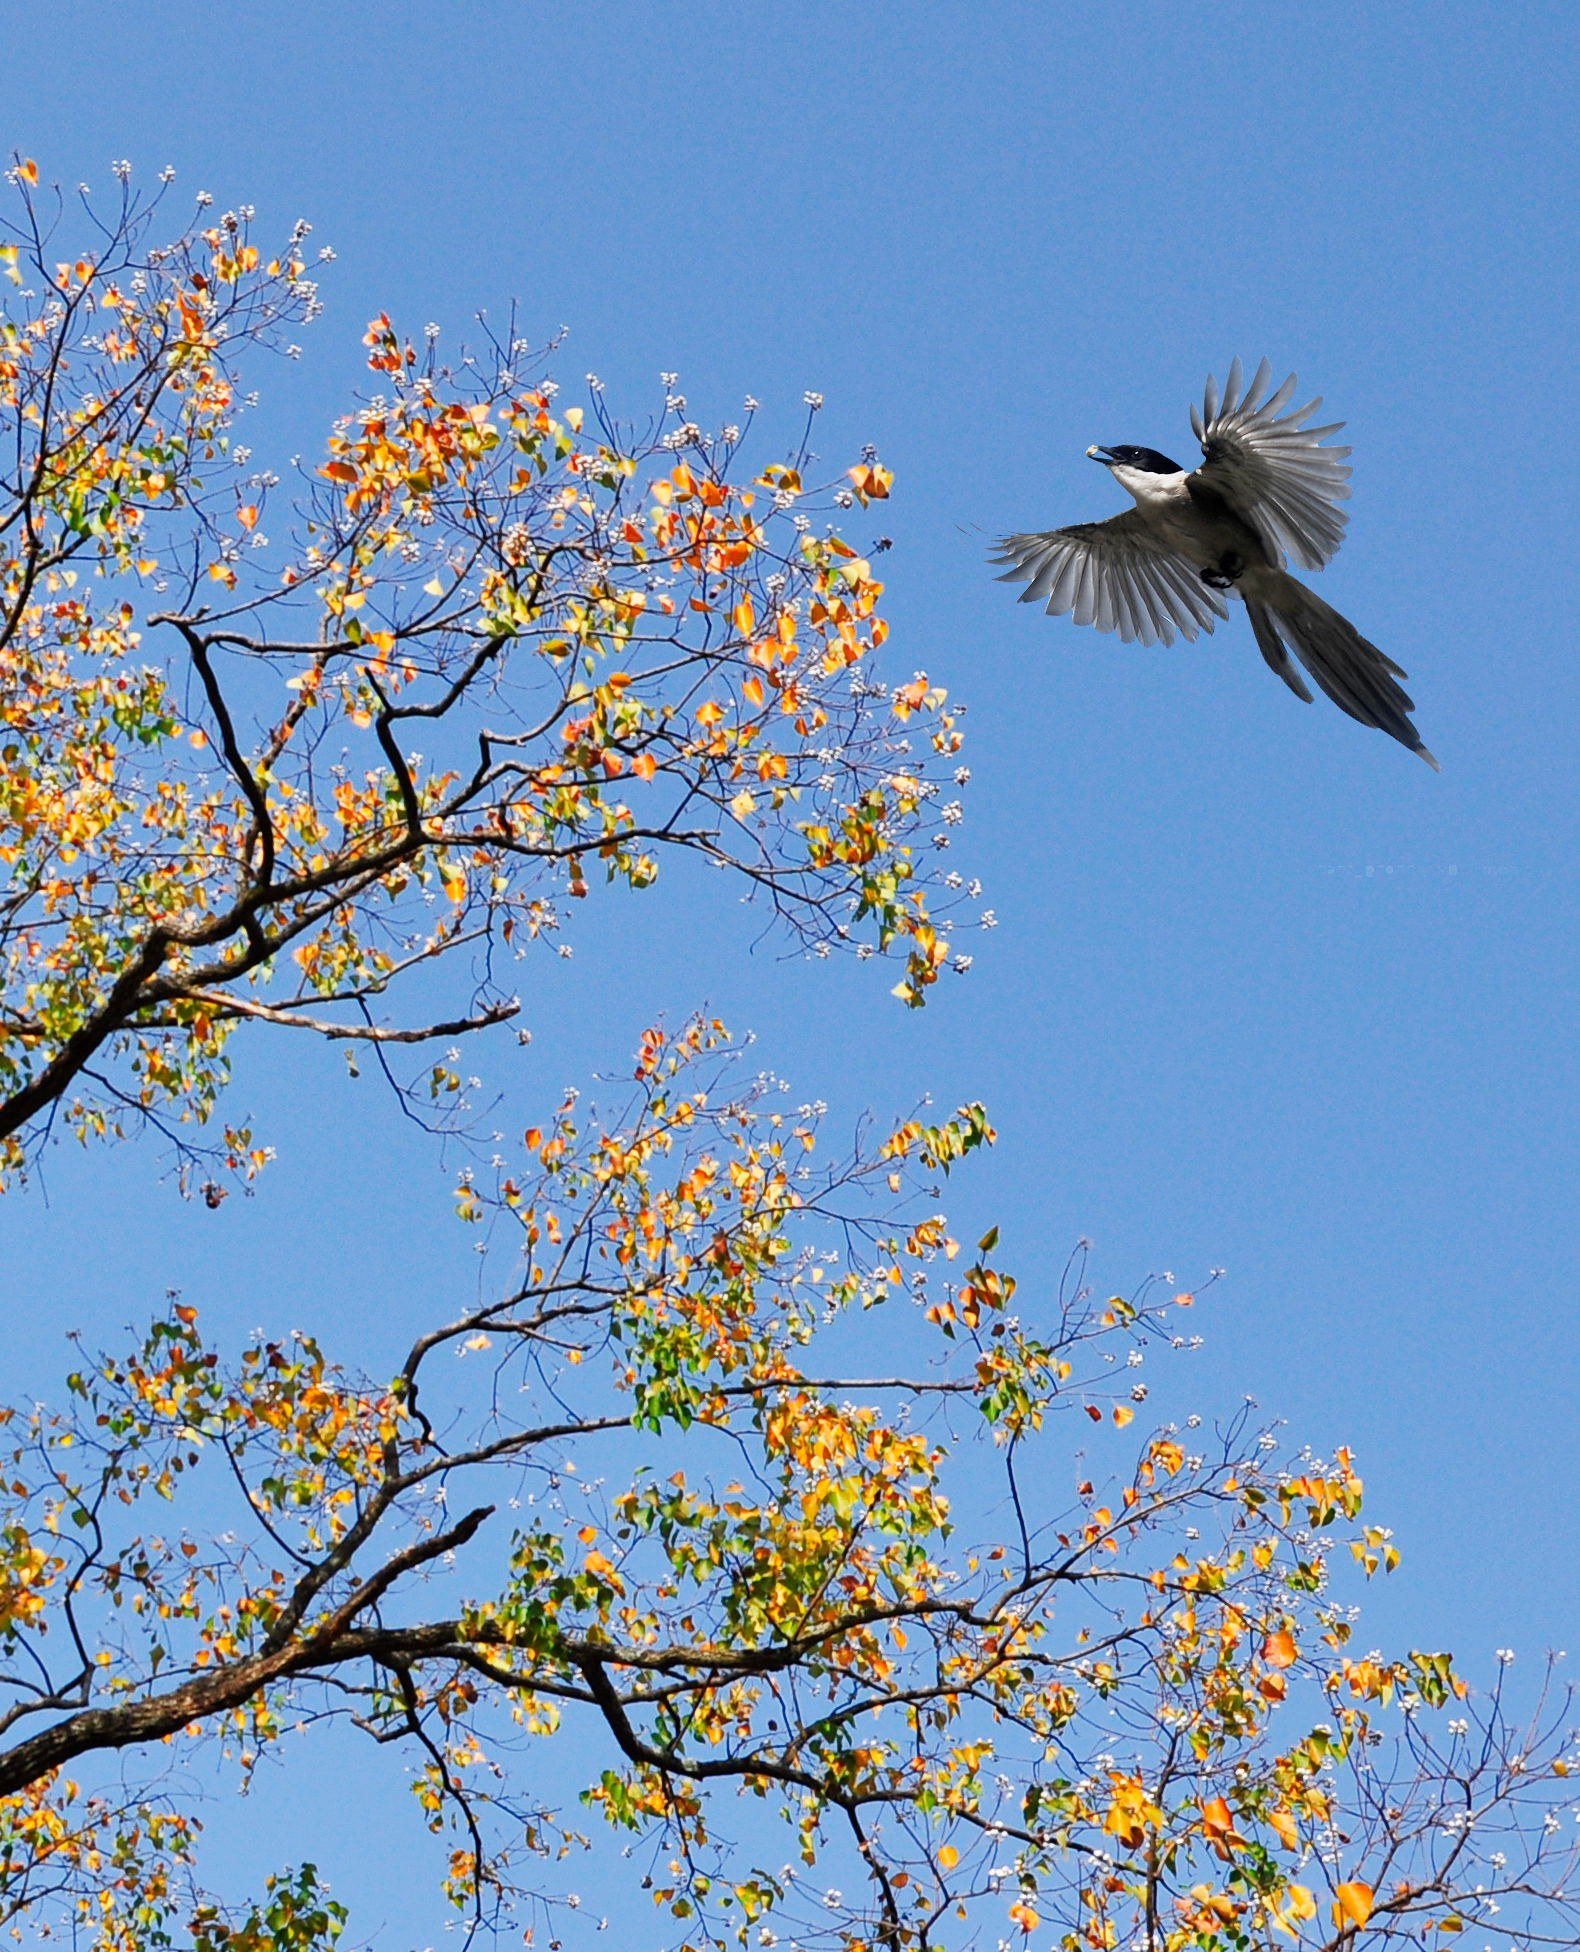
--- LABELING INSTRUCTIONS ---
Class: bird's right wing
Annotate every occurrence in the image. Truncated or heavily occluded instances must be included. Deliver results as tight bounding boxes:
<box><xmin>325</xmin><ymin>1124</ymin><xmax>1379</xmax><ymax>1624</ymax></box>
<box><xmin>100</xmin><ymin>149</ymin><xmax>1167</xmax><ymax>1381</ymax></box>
<box><xmin>992</xmin><ymin>509</ymin><xmax>1228</xmax><ymax>647</ymax></box>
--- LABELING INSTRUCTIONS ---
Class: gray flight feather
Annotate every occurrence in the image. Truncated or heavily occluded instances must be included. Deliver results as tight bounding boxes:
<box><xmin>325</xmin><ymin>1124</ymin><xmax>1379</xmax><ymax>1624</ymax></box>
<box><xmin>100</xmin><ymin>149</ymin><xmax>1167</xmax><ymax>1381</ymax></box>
<box><xmin>991</xmin><ymin>510</ymin><xmax>1228</xmax><ymax>648</ymax></box>
<box><xmin>1191</xmin><ymin>359</ymin><xmax>1353</xmax><ymax>570</ymax></box>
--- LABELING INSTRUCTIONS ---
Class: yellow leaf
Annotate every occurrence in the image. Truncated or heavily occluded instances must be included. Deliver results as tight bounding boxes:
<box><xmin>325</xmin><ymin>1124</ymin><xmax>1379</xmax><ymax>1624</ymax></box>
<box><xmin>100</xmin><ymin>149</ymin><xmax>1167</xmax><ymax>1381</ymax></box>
<box><xmin>1335</xmin><ymin>1881</ymin><xmax>1374</xmax><ymax>1929</ymax></box>
<box><xmin>938</xmin><ymin>1844</ymin><xmax>958</xmax><ymax>1871</ymax></box>
<box><xmin>1270</xmin><ymin>1883</ymin><xmax>1317</xmax><ymax>1937</ymax></box>
<box><xmin>18</xmin><ymin>159</ymin><xmax>38</xmax><ymax>186</ymax></box>
<box><xmin>1113</xmin><ymin>1404</ymin><xmax>1134</xmax><ymax>1427</ymax></box>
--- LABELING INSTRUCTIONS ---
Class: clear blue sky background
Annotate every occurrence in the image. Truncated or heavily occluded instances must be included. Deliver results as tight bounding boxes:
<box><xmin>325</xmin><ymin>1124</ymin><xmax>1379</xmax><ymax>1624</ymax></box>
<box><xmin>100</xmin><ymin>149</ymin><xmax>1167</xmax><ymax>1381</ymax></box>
<box><xmin>4</xmin><ymin>3</ymin><xmax>1577</xmax><ymax>1941</ymax></box>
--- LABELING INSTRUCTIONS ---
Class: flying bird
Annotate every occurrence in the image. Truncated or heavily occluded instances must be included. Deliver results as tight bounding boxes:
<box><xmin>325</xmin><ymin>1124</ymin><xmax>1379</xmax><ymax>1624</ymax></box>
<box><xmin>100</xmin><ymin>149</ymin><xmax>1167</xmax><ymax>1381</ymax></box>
<box><xmin>993</xmin><ymin>359</ymin><xmax>1436</xmax><ymax>767</ymax></box>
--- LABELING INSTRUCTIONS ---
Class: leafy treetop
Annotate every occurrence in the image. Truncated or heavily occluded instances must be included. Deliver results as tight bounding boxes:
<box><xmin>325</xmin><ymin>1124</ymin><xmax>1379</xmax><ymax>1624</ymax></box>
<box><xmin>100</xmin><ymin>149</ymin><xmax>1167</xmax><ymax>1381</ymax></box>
<box><xmin>0</xmin><ymin>163</ymin><xmax>964</xmax><ymax>1191</ymax></box>
<box><xmin>1</xmin><ymin>1015</ymin><xmax>1574</xmax><ymax>1951</ymax></box>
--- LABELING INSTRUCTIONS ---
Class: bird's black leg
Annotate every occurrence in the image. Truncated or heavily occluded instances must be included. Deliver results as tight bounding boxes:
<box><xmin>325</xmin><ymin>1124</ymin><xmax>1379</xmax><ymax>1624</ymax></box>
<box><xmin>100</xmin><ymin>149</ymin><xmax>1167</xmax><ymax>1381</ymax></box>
<box><xmin>1200</xmin><ymin>550</ymin><xmax>1245</xmax><ymax>592</ymax></box>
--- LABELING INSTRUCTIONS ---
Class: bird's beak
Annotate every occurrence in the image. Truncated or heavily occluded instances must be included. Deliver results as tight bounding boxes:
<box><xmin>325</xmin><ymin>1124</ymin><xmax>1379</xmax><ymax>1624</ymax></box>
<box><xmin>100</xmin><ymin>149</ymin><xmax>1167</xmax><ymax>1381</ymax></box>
<box><xmin>1087</xmin><ymin>445</ymin><xmax>1117</xmax><ymax>464</ymax></box>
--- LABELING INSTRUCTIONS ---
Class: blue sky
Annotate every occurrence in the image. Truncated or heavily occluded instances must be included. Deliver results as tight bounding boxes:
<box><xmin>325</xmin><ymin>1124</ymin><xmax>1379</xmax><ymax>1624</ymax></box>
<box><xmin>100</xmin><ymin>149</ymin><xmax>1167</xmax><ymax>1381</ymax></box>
<box><xmin>4</xmin><ymin>2</ymin><xmax>1577</xmax><ymax>1939</ymax></box>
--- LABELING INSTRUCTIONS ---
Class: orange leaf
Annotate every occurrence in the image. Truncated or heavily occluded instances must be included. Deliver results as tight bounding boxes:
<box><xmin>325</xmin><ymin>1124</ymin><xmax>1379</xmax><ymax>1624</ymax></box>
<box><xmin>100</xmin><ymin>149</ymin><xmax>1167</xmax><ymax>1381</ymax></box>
<box><xmin>1263</xmin><ymin>1630</ymin><xmax>1298</xmax><ymax>1669</ymax></box>
<box><xmin>18</xmin><ymin>159</ymin><xmax>37</xmax><ymax>186</ymax></box>
<box><xmin>1201</xmin><ymin>1796</ymin><xmax>1243</xmax><ymax>1859</ymax></box>
<box><xmin>237</xmin><ymin>504</ymin><xmax>259</xmax><ymax>531</ymax></box>
<box><xmin>1335</xmin><ymin>1881</ymin><xmax>1374</xmax><ymax>1929</ymax></box>
<box><xmin>937</xmin><ymin>1844</ymin><xmax>958</xmax><ymax>1871</ymax></box>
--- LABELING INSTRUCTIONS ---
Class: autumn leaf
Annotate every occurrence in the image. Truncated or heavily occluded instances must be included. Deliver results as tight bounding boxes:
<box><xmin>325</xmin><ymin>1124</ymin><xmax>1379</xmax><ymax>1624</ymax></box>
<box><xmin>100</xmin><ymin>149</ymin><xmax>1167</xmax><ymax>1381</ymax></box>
<box><xmin>1263</xmin><ymin>1629</ymin><xmax>1298</xmax><ymax>1668</ymax></box>
<box><xmin>1335</xmin><ymin>1881</ymin><xmax>1374</xmax><ymax>1929</ymax></box>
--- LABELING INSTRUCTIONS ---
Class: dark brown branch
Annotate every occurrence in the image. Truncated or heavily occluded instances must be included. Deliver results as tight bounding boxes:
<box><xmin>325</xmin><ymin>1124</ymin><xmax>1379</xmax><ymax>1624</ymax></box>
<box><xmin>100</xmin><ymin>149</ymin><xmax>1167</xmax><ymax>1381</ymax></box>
<box><xmin>0</xmin><ymin>1505</ymin><xmax>492</xmax><ymax>1798</ymax></box>
<box><xmin>175</xmin><ymin>991</ymin><xmax>520</xmax><ymax>1044</ymax></box>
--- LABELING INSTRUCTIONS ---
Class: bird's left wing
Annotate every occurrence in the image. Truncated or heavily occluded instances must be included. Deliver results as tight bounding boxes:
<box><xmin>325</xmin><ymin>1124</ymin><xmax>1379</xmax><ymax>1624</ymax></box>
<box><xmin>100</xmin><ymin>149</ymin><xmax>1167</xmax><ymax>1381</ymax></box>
<box><xmin>992</xmin><ymin>508</ymin><xmax>1228</xmax><ymax>647</ymax></box>
<box><xmin>1190</xmin><ymin>357</ymin><xmax>1352</xmax><ymax>570</ymax></box>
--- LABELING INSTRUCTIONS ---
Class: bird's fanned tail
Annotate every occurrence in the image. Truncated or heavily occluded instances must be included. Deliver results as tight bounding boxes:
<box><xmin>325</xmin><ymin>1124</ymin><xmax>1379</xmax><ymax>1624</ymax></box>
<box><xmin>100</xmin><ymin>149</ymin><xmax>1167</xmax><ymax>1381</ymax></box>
<box><xmin>1242</xmin><ymin>571</ymin><xmax>1438</xmax><ymax>769</ymax></box>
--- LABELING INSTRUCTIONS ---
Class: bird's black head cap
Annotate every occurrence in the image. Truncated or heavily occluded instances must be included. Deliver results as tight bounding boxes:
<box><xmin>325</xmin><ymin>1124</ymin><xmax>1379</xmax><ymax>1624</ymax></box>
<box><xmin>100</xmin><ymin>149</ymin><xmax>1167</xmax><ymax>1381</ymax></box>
<box><xmin>1089</xmin><ymin>444</ymin><xmax>1185</xmax><ymax>474</ymax></box>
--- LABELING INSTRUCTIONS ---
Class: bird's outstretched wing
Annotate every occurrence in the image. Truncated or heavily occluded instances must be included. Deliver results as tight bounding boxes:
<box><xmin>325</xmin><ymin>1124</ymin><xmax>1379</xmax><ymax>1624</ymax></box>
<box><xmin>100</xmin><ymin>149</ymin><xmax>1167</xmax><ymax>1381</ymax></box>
<box><xmin>991</xmin><ymin>509</ymin><xmax>1228</xmax><ymax>647</ymax></box>
<box><xmin>1190</xmin><ymin>358</ymin><xmax>1352</xmax><ymax>570</ymax></box>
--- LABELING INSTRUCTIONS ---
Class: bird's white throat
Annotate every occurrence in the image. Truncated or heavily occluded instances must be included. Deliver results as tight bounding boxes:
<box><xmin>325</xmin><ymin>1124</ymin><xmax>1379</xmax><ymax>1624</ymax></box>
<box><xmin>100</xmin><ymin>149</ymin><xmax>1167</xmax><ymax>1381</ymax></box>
<box><xmin>1108</xmin><ymin>464</ymin><xmax>1190</xmax><ymax>509</ymax></box>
